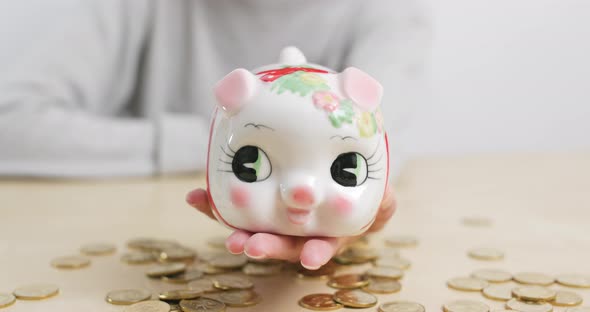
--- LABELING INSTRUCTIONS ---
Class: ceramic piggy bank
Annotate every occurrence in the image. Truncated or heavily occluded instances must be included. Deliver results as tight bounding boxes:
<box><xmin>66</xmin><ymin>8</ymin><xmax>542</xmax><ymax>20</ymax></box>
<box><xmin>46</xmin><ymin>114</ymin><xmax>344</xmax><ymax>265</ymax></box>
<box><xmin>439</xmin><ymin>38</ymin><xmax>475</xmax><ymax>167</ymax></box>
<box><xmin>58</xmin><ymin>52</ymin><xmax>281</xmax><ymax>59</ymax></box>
<box><xmin>206</xmin><ymin>47</ymin><xmax>389</xmax><ymax>237</ymax></box>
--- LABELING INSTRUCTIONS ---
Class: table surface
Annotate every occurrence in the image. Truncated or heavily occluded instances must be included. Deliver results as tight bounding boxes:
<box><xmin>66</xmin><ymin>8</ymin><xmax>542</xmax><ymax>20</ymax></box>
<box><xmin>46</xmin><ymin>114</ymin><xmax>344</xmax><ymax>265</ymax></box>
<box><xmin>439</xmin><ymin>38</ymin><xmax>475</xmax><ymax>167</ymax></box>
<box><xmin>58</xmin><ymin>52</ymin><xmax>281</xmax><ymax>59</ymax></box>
<box><xmin>1</xmin><ymin>153</ymin><xmax>589</xmax><ymax>312</ymax></box>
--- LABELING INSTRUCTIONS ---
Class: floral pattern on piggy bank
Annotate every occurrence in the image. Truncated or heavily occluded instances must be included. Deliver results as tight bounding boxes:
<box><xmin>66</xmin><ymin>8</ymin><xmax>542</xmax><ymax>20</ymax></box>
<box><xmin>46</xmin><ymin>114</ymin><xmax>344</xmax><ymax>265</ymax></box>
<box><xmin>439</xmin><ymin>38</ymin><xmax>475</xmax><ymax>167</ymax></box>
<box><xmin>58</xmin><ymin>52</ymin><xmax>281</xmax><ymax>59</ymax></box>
<box><xmin>207</xmin><ymin>47</ymin><xmax>389</xmax><ymax>237</ymax></box>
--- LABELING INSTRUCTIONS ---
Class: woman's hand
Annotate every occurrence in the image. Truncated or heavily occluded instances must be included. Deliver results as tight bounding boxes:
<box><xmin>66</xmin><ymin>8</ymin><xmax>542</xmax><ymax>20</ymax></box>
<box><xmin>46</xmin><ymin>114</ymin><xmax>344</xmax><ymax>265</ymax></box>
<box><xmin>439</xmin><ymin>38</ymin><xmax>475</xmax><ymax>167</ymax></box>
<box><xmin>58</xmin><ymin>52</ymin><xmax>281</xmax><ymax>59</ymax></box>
<box><xmin>186</xmin><ymin>185</ymin><xmax>396</xmax><ymax>270</ymax></box>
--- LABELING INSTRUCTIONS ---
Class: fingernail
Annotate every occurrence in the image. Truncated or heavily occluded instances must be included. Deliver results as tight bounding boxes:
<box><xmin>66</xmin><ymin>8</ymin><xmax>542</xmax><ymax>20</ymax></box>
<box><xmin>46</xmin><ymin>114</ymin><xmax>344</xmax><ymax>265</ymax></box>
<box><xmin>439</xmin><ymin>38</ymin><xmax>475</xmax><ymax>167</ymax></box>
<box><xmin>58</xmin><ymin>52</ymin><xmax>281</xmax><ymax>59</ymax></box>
<box><xmin>301</xmin><ymin>262</ymin><xmax>321</xmax><ymax>270</ymax></box>
<box><xmin>244</xmin><ymin>249</ymin><xmax>266</xmax><ymax>260</ymax></box>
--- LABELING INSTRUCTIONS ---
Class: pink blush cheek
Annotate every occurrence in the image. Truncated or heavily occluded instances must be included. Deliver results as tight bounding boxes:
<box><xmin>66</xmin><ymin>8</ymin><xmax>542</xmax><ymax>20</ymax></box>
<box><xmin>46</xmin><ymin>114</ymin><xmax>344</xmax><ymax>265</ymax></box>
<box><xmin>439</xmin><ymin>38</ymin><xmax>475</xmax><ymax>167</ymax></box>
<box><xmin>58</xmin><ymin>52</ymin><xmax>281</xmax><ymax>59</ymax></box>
<box><xmin>330</xmin><ymin>196</ymin><xmax>353</xmax><ymax>216</ymax></box>
<box><xmin>230</xmin><ymin>186</ymin><xmax>250</xmax><ymax>209</ymax></box>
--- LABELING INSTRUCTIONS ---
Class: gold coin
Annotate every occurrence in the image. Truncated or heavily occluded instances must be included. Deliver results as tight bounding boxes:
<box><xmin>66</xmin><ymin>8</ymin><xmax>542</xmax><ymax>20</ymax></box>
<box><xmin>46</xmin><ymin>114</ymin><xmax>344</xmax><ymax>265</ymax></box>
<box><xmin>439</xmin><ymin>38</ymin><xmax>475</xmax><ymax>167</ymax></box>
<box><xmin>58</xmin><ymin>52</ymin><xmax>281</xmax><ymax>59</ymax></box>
<box><xmin>553</xmin><ymin>291</ymin><xmax>583</xmax><ymax>307</ymax></box>
<box><xmin>207</xmin><ymin>236</ymin><xmax>227</xmax><ymax>249</ymax></box>
<box><xmin>192</xmin><ymin>262</ymin><xmax>233</xmax><ymax>275</ymax></box>
<box><xmin>123</xmin><ymin>300</ymin><xmax>170</xmax><ymax>312</ymax></box>
<box><xmin>208</xmin><ymin>254</ymin><xmax>248</xmax><ymax>269</ymax></box>
<box><xmin>242</xmin><ymin>262</ymin><xmax>282</xmax><ymax>276</ymax></box>
<box><xmin>0</xmin><ymin>293</ymin><xmax>16</xmax><ymax>308</ymax></box>
<box><xmin>513</xmin><ymin>272</ymin><xmax>554</xmax><ymax>286</ymax></box>
<box><xmin>566</xmin><ymin>307</ymin><xmax>590</xmax><ymax>312</ymax></box>
<box><xmin>204</xmin><ymin>290</ymin><xmax>261</xmax><ymax>307</ymax></box>
<box><xmin>159</xmin><ymin>247</ymin><xmax>197</xmax><ymax>262</ymax></box>
<box><xmin>212</xmin><ymin>275</ymin><xmax>253</xmax><ymax>290</ymax></box>
<box><xmin>468</xmin><ymin>248</ymin><xmax>504</xmax><ymax>261</ymax></box>
<box><xmin>121</xmin><ymin>252</ymin><xmax>156</xmax><ymax>265</ymax></box>
<box><xmin>80</xmin><ymin>242</ymin><xmax>116</xmax><ymax>256</ymax></box>
<box><xmin>505</xmin><ymin>298</ymin><xmax>553</xmax><ymax>312</ymax></box>
<box><xmin>13</xmin><ymin>283</ymin><xmax>59</xmax><ymax>300</ymax></box>
<box><xmin>297</xmin><ymin>263</ymin><xmax>336</xmax><ymax>279</ymax></box>
<box><xmin>188</xmin><ymin>278</ymin><xmax>216</xmax><ymax>293</ymax></box>
<box><xmin>333</xmin><ymin>289</ymin><xmax>377</xmax><ymax>308</ymax></box>
<box><xmin>180</xmin><ymin>298</ymin><xmax>226</xmax><ymax>312</ymax></box>
<box><xmin>362</xmin><ymin>278</ymin><xmax>402</xmax><ymax>294</ymax></box>
<box><xmin>298</xmin><ymin>293</ymin><xmax>343</xmax><ymax>311</ymax></box>
<box><xmin>374</xmin><ymin>257</ymin><xmax>412</xmax><ymax>270</ymax></box>
<box><xmin>462</xmin><ymin>217</ymin><xmax>493</xmax><ymax>227</ymax></box>
<box><xmin>366</xmin><ymin>267</ymin><xmax>404</xmax><ymax>280</ymax></box>
<box><xmin>557</xmin><ymin>274</ymin><xmax>590</xmax><ymax>288</ymax></box>
<box><xmin>146</xmin><ymin>263</ymin><xmax>187</xmax><ymax>278</ymax></box>
<box><xmin>334</xmin><ymin>245</ymin><xmax>378</xmax><ymax>264</ymax></box>
<box><xmin>162</xmin><ymin>269</ymin><xmax>204</xmax><ymax>284</ymax></box>
<box><xmin>379</xmin><ymin>301</ymin><xmax>425</xmax><ymax>312</ymax></box>
<box><xmin>159</xmin><ymin>289</ymin><xmax>202</xmax><ymax>300</ymax></box>
<box><xmin>327</xmin><ymin>274</ymin><xmax>370</xmax><ymax>289</ymax></box>
<box><xmin>377</xmin><ymin>248</ymin><xmax>401</xmax><ymax>259</ymax></box>
<box><xmin>447</xmin><ymin>277</ymin><xmax>489</xmax><ymax>291</ymax></box>
<box><xmin>512</xmin><ymin>286</ymin><xmax>556</xmax><ymax>302</ymax></box>
<box><xmin>443</xmin><ymin>300</ymin><xmax>489</xmax><ymax>312</ymax></box>
<box><xmin>471</xmin><ymin>269</ymin><xmax>512</xmax><ymax>283</ymax></box>
<box><xmin>50</xmin><ymin>255</ymin><xmax>91</xmax><ymax>269</ymax></box>
<box><xmin>482</xmin><ymin>284</ymin><xmax>513</xmax><ymax>301</ymax></box>
<box><xmin>385</xmin><ymin>235</ymin><xmax>419</xmax><ymax>248</ymax></box>
<box><xmin>127</xmin><ymin>238</ymin><xmax>158</xmax><ymax>250</ymax></box>
<box><xmin>105</xmin><ymin>289</ymin><xmax>152</xmax><ymax>305</ymax></box>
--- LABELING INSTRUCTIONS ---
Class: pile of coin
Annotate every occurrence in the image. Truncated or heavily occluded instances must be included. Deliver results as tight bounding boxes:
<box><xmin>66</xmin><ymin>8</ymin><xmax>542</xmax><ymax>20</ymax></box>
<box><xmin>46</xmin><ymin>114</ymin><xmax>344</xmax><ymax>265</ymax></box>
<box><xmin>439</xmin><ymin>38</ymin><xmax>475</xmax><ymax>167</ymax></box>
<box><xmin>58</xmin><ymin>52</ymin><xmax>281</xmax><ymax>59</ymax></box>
<box><xmin>446</xmin><ymin>268</ymin><xmax>589</xmax><ymax>312</ymax></box>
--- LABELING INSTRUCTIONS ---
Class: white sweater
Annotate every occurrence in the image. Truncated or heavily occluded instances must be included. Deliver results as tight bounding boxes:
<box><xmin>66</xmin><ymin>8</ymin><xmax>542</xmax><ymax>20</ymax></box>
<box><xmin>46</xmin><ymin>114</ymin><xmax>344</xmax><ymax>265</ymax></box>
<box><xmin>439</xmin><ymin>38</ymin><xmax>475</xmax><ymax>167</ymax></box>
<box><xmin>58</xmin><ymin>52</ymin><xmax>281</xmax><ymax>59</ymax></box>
<box><xmin>0</xmin><ymin>0</ymin><xmax>429</xmax><ymax>177</ymax></box>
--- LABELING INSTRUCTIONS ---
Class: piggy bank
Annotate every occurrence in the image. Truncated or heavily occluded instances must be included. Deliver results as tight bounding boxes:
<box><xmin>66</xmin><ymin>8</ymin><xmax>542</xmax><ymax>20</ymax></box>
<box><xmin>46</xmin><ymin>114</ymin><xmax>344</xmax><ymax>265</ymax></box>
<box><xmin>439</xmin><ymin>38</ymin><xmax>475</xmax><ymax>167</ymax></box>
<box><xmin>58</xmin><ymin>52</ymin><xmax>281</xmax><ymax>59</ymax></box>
<box><xmin>206</xmin><ymin>47</ymin><xmax>389</xmax><ymax>237</ymax></box>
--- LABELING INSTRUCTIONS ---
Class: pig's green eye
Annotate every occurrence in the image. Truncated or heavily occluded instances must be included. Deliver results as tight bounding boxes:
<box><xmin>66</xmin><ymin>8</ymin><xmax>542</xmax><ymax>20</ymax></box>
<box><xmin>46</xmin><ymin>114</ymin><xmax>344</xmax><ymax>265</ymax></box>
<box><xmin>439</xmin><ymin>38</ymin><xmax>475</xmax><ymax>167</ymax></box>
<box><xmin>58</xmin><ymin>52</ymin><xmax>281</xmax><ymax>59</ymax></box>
<box><xmin>232</xmin><ymin>146</ymin><xmax>272</xmax><ymax>183</ymax></box>
<box><xmin>330</xmin><ymin>152</ymin><xmax>368</xmax><ymax>187</ymax></box>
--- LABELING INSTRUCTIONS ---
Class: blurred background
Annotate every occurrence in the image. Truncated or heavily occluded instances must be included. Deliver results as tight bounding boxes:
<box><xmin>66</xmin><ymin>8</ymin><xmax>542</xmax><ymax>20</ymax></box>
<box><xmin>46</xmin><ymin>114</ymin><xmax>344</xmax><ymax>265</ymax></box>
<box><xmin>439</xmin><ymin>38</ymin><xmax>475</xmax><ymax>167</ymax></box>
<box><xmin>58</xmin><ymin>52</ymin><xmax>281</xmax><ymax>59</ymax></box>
<box><xmin>0</xmin><ymin>0</ymin><xmax>588</xmax><ymax>172</ymax></box>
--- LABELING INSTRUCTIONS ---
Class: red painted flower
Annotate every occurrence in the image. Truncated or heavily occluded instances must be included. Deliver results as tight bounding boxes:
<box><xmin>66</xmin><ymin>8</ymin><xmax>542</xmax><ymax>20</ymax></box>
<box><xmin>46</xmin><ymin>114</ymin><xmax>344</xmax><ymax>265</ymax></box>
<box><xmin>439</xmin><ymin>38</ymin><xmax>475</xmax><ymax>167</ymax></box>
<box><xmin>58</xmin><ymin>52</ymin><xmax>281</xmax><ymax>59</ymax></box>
<box><xmin>256</xmin><ymin>67</ymin><xmax>329</xmax><ymax>82</ymax></box>
<box><xmin>313</xmin><ymin>91</ymin><xmax>340</xmax><ymax>112</ymax></box>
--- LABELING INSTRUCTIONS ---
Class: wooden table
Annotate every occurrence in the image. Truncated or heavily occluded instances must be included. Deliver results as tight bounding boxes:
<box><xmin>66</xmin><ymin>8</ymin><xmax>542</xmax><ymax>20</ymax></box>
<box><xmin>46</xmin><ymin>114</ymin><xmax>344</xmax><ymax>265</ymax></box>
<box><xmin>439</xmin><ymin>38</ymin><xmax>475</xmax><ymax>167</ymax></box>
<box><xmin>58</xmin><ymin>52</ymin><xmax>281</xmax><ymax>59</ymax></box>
<box><xmin>1</xmin><ymin>153</ymin><xmax>589</xmax><ymax>312</ymax></box>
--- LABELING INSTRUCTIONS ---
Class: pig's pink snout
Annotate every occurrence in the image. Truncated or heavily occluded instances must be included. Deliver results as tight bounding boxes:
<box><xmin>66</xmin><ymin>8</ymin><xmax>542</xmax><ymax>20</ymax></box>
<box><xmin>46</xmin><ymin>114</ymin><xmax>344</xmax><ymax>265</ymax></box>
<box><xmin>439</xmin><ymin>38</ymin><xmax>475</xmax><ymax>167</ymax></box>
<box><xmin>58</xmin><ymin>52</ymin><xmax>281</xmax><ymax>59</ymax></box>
<box><xmin>291</xmin><ymin>186</ymin><xmax>315</xmax><ymax>206</ymax></box>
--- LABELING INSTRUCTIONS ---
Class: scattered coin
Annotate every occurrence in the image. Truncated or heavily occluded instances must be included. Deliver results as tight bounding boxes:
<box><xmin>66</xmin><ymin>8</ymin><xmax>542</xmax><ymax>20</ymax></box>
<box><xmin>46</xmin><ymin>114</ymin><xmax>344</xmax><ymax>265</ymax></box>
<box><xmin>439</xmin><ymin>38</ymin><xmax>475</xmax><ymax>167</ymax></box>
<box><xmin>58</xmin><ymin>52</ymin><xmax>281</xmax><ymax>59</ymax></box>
<box><xmin>123</xmin><ymin>300</ymin><xmax>170</xmax><ymax>312</ymax></box>
<box><xmin>468</xmin><ymin>248</ymin><xmax>504</xmax><ymax>261</ymax></box>
<box><xmin>297</xmin><ymin>263</ymin><xmax>336</xmax><ymax>279</ymax></box>
<box><xmin>80</xmin><ymin>243</ymin><xmax>116</xmax><ymax>256</ymax></box>
<box><xmin>162</xmin><ymin>269</ymin><xmax>204</xmax><ymax>284</ymax></box>
<box><xmin>159</xmin><ymin>248</ymin><xmax>197</xmax><ymax>262</ymax></box>
<box><xmin>482</xmin><ymin>284</ymin><xmax>513</xmax><ymax>301</ymax></box>
<box><xmin>242</xmin><ymin>262</ymin><xmax>282</xmax><ymax>276</ymax></box>
<box><xmin>379</xmin><ymin>301</ymin><xmax>425</xmax><ymax>312</ymax></box>
<box><xmin>121</xmin><ymin>252</ymin><xmax>156</xmax><ymax>265</ymax></box>
<box><xmin>207</xmin><ymin>236</ymin><xmax>227</xmax><ymax>249</ymax></box>
<box><xmin>105</xmin><ymin>289</ymin><xmax>152</xmax><ymax>305</ymax></box>
<box><xmin>513</xmin><ymin>272</ymin><xmax>554</xmax><ymax>286</ymax></box>
<box><xmin>447</xmin><ymin>277</ymin><xmax>489</xmax><ymax>291</ymax></box>
<box><xmin>0</xmin><ymin>293</ymin><xmax>16</xmax><ymax>308</ymax></box>
<box><xmin>333</xmin><ymin>289</ymin><xmax>377</xmax><ymax>308</ymax></box>
<box><xmin>505</xmin><ymin>298</ymin><xmax>553</xmax><ymax>312</ymax></box>
<box><xmin>146</xmin><ymin>263</ymin><xmax>187</xmax><ymax>278</ymax></box>
<box><xmin>567</xmin><ymin>307</ymin><xmax>590</xmax><ymax>312</ymax></box>
<box><xmin>188</xmin><ymin>278</ymin><xmax>216</xmax><ymax>293</ymax></box>
<box><xmin>552</xmin><ymin>291</ymin><xmax>583</xmax><ymax>307</ymax></box>
<box><xmin>512</xmin><ymin>286</ymin><xmax>556</xmax><ymax>302</ymax></box>
<box><xmin>366</xmin><ymin>267</ymin><xmax>404</xmax><ymax>280</ymax></box>
<box><xmin>208</xmin><ymin>254</ymin><xmax>248</xmax><ymax>269</ymax></box>
<box><xmin>334</xmin><ymin>245</ymin><xmax>378</xmax><ymax>264</ymax></box>
<box><xmin>50</xmin><ymin>255</ymin><xmax>91</xmax><ymax>269</ymax></box>
<box><xmin>557</xmin><ymin>274</ymin><xmax>590</xmax><ymax>288</ymax></box>
<box><xmin>159</xmin><ymin>289</ymin><xmax>202</xmax><ymax>301</ymax></box>
<box><xmin>375</xmin><ymin>257</ymin><xmax>412</xmax><ymax>270</ymax></box>
<box><xmin>127</xmin><ymin>238</ymin><xmax>159</xmax><ymax>250</ymax></box>
<box><xmin>298</xmin><ymin>293</ymin><xmax>343</xmax><ymax>311</ymax></box>
<box><xmin>362</xmin><ymin>278</ymin><xmax>402</xmax><ymax>294</ymax></box>
<box><xmin>443</xmin><ymin>300</ymin><xmax>489</xmax><ymax>312</ymax></box>
<box><xmin>462</xmin><ymin>217</ymin><xmax>493</xmax><ymax>227</ymax></box>
<box><xmin>192</xmin><ymin>262</ymin><xmax>233</xmax><ymax>275</ymax></box>
<box><xmin>471</xmin><ymin>269</ymin><xmax>512</xmax><ymax>283</ymax></box>
<box><xmin>13</xmin><ymin>283</ymin><xmax>59</xmax><ymax>300</ymax></box>
<box><xmin>180</xmin><ymin>297</ymin><xmax>226</xmax><ymax>312</ymax></box>
<box><xmin>204</xmin><ymin>290</ymin><xmax>261</xmax><ymax>307</ymax></box>
<box><xmin>385</xmin><ymin>235</ymin><xmax>419</xmax><ymax>248</ymax></box>
<box><xmin>327</xmin><ymin>274</ymin><xmax>370</xmax><ymax>289</ymax></box>
<box><xmin>212</xmin><ymin>275</ymin><xmax>253</xmax><ymax>290</ymax></box>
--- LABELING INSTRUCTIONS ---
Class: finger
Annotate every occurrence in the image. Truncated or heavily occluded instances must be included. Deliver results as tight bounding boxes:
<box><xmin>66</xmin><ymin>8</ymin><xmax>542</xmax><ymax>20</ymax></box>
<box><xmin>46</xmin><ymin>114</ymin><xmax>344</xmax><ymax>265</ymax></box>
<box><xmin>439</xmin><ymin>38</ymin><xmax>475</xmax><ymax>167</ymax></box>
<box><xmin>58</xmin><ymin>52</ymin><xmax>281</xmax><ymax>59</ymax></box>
<box><xmin>300</xmin><ymin>238</ymin><xmax>340</xmax><ymax>270</ymax></box>
<box><xmin>243</xmin><ymin>233</ymin><xmax>303</xmax><ymax>262</ymax></box>
<box><xmin>225</xmin><ymin>230</ymin><xmax>252</xmax><ymax>254</ymax></box>
<box><xmin>185</xmin><ymin>188</ymin><xmax>216</xmax><ymax>220</ymax></box>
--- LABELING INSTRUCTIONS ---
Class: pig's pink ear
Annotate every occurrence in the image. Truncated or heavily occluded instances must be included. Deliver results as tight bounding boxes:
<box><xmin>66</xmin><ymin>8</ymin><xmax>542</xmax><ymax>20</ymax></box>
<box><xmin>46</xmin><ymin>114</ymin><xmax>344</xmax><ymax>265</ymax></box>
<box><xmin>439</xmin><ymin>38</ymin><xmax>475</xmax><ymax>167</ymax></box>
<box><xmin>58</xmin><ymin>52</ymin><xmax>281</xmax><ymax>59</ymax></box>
<box><xmin>340</xmin><ymin>67</ymin><xmax>383</xmax><ymax>111</ymax></box>
<box><xmin>214</xmin><ymin>68</ymin><xmax>258</xmax><ymax>115</ymax></box>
